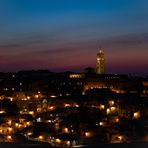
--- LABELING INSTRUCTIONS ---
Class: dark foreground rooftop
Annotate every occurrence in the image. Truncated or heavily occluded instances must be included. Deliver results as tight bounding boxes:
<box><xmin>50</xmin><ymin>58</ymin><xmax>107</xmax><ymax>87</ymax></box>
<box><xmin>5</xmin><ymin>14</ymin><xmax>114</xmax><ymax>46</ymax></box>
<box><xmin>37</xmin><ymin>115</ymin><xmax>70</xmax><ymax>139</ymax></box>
<box><xmin>0</xmin><ymin>142</ymin><xmax>148</xmax><ymax>148</ymax></box>
<box><xmin>0</xmin><ymin>142</ymin><xmax>54</xmax><ymax>148</ymax></box>
<box><xmin>84</xmin><ymin>142</ymin><xmax>148</xmax><ymax>148</ymax></box>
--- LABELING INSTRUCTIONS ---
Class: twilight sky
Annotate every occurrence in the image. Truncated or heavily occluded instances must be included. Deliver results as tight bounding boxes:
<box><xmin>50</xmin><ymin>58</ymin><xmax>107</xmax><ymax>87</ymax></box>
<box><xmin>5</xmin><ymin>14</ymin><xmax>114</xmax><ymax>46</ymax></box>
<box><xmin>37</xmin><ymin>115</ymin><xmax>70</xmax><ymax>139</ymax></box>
<box><xmin>0</xmin><ymin>0</ymin><xmax>148</xmax><ymax>74</ymax></box>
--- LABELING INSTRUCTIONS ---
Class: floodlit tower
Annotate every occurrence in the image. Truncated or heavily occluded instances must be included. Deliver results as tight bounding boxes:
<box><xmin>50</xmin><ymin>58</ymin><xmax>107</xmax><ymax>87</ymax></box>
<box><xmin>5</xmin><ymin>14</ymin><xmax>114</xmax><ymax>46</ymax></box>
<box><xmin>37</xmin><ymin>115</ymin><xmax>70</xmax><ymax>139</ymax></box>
<box><xmin>96</xmin><ymin>47</ymin><xmax>105</xmax><ymax>74</ymax></box>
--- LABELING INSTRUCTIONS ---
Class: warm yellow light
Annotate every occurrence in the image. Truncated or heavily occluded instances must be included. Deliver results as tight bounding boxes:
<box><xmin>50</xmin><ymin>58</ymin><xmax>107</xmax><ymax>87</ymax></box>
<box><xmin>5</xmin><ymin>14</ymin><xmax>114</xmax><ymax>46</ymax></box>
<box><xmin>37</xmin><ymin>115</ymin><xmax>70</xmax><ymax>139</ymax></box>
<box><xmin>35</xmin><ymin>95</ymin><xmax>39</xmax><ymax>98</ymax></box>
<box><xmin>38</xmin><ymin>135</ymin><xmax>44</xmax><ymax>140</ymax></box>
<box><xmin>85</xmin><ymin>132</ymin><xmax>91</xmax><ymax>137</ymax></box>
<box><xmin>8</xmin><ymin>127</ymin><xmax>13</xmax><ymax>132</ymax></box>
<box><xmin>0</xmin><ymin>129</ymin><xmax>2</xmax><ymax>133</ymax></box>
<box><xmin>100</xmin><ymin>104</ymin><xmax>105</xmax><ymax>110</ymax></box>
<box><xmin>27</xmin><ymin>132</ymin><xmax>32</xmax><ymax>136</ymax></box>
<box><xmin>27</xmin><ymin>96</ymin><xmax>31</xmax><ymax>99</ymax></box>
<box><xmin>116</xmin><ymin>90</ymin><xmax>120</xmax><ymax>93</ymax></box>
<box><xmin>15</xmin><ymin>123</ymin><xmax>22</xmax><ymax>128</ymax></box>
<box><xmin>110</xmin><ymin>106</ymin><xmax>116</xmax><ymax>112</ymax></box>
<box><xmin>48</xmin><ymin>106</ymin><xmax>55</xmax><ymax>110</ymax></box>
<box><xmin>15</xmin><ymin>123</ymin><xmax>19</xmax><ymax>127</ymax></box>
<box><xmin>69</xmin><ymin>74</ymin><xmax>83</xmax><ymax>78</ymax></box>
<box><xmin>18</xmin><ymin>124</ymin><xmax>22</xmax><ymax>128</ymax></box>
<box><xmin>9</xmin><ymin>97</ymin><xmax>13</xmax><ymax>101</ymax></box>
<box><xmin>47</xmin><ymin>120</ymin><xmax>51</xmax><ymax>123</ymax></box>
<box><xmin>66</xmin><ymin>141</ymin><xmax>70</xmax><ymax>146</ymax></box>
<box><xmin>26</xmin><ymin>121</ymin><xmax>32</xmax><ymax>126</ymax></box>
<box><xmin>115</xmin><ymin>118</ymin><xmax>119</xmax><ymax>122</ymax></box>
<box><xmin>7</xmin><ymin>135</ymin><xmax>12</xmax><ymax>140</ymax></box>
<box><xmin>0</xmin><ymin>110</ymin><xmax>5</xmax><ymax>114</ymax></box>
<box><xmin>64</xmin><ymin>104</ymin><xmax>71</xmax><ymax>107</ymax></box>
<box><xmin>106</xmin><ymin>108</ymin><xmax>110</xmax><ymax>114</ymax></box>
<box><xmin>55</xmin><ymin>123</ymin><xmax>59</xmax><ymax>129</ymax></box>
<box><xmin>133</xmin><ymin>111</ymin><xmax>140</xmax><ymax>119</ymax></box>
<box><xmin>64</xmin><ymin>127</ymin><xmax>69</xmax><ymax>133</ymax></box>
<box><xmin>99</xmin><ymin>122</ymin><xmax>104</xmax><ymax>126</ymax></box>
<box><xmin>37</xmin><ymin>107</ymin><xmax>42</xmax><ymax>112</ymax></box>
<box><xmin>75</xmin><ymin>104</ymin><xmax>79</xmax><ymax>107</ymax></box>
<box><xmin>50</xmin><ymin>95</ymin><xmax>57</xmax><ymax>98</ymax></box>
<box><xmin>56</xmin><ymin>138</ymin><xmax>61</xmax><ymax>143</ymax></box>
<box><xmin>109</xmin><ymin>100</ymin><xmax>114</xmax><ymax>106</ymax></box>
<box><xmin>8</xmin><ymin>120</ymin><xmax>12</xmax><ymax>126</ymax></box>
<box><xmin>118</xmin><ymin>136</ymin><xmax>123</xmax><ymax>141</ymax></box>
<box><xmin>28</xmin><ymin>111</ymin><xmax>34</xmax><ymax>115</ymax></box>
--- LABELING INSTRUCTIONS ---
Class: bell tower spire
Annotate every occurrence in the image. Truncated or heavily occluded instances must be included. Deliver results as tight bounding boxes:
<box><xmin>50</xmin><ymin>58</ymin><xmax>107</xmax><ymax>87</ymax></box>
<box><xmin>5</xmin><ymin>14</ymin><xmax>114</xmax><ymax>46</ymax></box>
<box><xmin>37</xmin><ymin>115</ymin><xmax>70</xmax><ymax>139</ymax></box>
<box><xmin>96</xmin><ymin>46</ymin><xmax>105</xmax><ymax>74</ymax></box>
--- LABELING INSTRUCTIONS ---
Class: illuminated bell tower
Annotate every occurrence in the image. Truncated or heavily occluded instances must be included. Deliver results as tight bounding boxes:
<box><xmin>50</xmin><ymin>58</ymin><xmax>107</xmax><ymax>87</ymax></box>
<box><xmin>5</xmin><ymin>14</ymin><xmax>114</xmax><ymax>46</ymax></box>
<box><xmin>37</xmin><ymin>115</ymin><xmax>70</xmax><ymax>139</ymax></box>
<box><xmin>96</xmin><ymin>47</ymin><xmax>105</xmax><ymax>74</ymax></box>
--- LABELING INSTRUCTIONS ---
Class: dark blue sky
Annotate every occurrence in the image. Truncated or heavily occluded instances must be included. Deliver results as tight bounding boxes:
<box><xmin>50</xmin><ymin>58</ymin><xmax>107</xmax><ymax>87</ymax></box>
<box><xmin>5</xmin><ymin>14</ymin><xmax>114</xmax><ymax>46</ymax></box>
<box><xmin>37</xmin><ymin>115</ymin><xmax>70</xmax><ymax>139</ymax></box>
<box><xmin>0</xmin><ymin>0</ymin><xmax>148</xmax><ymax>74</ymax></box>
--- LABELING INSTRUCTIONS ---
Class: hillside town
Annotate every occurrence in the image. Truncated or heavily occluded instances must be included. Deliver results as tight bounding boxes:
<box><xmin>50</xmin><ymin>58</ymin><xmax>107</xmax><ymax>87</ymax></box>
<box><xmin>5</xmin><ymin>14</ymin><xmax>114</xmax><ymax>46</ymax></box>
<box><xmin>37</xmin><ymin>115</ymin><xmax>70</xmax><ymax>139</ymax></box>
<box><xmin>0</xmin><ymin>66</ymin><xmax>147</xmax><ymax>147</ymax></box>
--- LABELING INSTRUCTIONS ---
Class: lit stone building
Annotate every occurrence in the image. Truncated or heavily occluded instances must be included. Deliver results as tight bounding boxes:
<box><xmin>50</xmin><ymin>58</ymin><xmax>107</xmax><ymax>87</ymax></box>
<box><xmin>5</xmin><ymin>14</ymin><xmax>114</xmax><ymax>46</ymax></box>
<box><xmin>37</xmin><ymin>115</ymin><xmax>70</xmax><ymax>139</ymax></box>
<box><xmin>96</xmin><ymin>47</ymin><xmax>105</xmax><ymax>74</ymax></box>
<box><xmin>82</xmin><ymin>74</ymin><xmax>139</xmax><ymax>95</ymax></box>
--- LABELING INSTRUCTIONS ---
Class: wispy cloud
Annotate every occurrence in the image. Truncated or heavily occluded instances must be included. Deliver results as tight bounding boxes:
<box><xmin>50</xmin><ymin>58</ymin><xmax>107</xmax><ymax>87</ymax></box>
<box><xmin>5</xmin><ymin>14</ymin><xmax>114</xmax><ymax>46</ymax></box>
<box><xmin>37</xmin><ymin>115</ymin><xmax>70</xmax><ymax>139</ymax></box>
<box><xmin>101</xmin><ymin>32</ymin><xmax>148</xmax><ymax>46</ymax></box>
